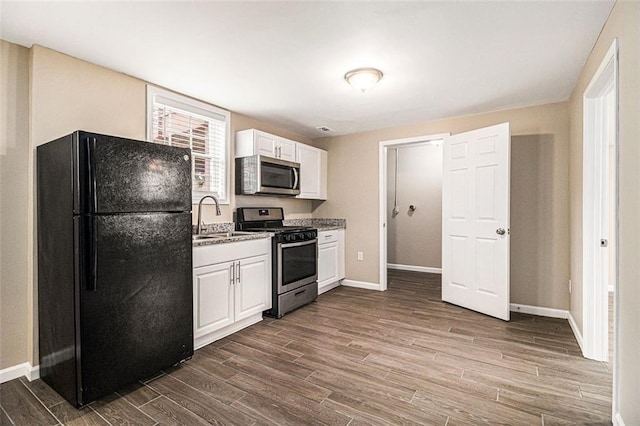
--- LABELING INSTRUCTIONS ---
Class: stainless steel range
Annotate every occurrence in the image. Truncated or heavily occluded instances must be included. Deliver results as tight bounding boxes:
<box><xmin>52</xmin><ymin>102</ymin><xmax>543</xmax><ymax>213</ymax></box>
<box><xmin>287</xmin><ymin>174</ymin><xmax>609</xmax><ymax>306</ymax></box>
<box><xmin>236</xmin><ymin>207</ymin><xmax>318</xmax><ymax>318</ymax></box>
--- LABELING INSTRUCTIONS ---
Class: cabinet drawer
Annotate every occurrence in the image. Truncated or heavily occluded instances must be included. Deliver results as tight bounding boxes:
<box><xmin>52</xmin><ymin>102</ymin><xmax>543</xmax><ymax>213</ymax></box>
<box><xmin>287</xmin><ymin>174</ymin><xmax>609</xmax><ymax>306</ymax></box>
<box><xmin>318</xmin><ymin>230</ymin><xmax>338</xmax><ymax>244</ymax></box>
<box><xmin>193</xmin><ymin>238</ymin><xmax>270</xmax><ymax>268</ymax></box>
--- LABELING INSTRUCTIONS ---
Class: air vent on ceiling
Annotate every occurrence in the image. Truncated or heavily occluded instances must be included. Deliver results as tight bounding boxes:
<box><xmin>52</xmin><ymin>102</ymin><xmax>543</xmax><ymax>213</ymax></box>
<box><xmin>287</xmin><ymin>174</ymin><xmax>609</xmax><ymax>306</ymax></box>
<box><xmin>316</xmin><ymin>126</ymin><xmax>334</xmax><ymax>132</ymax></box>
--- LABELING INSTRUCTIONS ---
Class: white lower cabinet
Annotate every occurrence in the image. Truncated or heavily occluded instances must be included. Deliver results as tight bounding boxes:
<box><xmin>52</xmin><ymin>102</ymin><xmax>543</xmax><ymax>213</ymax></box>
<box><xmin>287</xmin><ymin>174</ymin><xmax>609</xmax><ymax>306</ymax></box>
<box><xmin>194</xmin><ymin>261</ymin><xmax>235</xmax><ymax>334</ymax></box>
<box><xmin>193</xmin><ymin>239</ymin><xmax>271</xmax><ymax>349</ymax></box>
<box><xmin>317</xmin><ymin>229</ymin><xmax>345</xmax><ymax>294</ymax></box>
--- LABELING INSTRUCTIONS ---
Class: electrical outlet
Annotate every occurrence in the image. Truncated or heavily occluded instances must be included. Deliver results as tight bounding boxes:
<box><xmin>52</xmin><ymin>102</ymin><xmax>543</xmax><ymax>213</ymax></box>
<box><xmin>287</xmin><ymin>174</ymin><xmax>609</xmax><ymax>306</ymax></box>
<box><xmin>357</xmin><ymin>251</ymin><xmax>364</xmax><ymax>261</ymax></box>
<box><xmin>569</xmin><ymin>279</ymin><xmax>572</xmax><ymax>294</ymax></box>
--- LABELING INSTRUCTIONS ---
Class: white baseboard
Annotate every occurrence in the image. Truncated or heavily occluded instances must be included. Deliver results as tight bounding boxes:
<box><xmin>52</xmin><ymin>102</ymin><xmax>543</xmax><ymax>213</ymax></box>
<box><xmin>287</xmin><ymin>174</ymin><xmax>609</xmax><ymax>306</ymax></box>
<box><xmin>614</xmin><ymin>412</ymin><xmax>626</xmax><ymax>426</ymax></box>
<box><xmin>342</xmin><ymin>279</ymin><xmax>381</xmax><ymax>291</ymax></box>
<box><xmin>0</xmin><ymin>362</ymin><xmax>39</xmax><ymax>384</ymax></box>
<box><xmin>509</xmin><ymin>304</ymin><xmax>584</xmax><ymax>355</ymax></box>
<box><xmin>387</xmin><ymin>263</ymin><xmax>442</xmax><ymax>274</ymax></box>
<box><xmin>318</xmin><ymin>280</ymin><xmax>341</xmax><ymax>295</ymax></box>
<box><xmin>568</xmin><ymin>311</ymin><xmax>584</xmax><ymax>353</ymax></box>
<box><xmin>510</xmin><ymin>303</ymin><xmax>568</xmax><ymax>319</ymax></box>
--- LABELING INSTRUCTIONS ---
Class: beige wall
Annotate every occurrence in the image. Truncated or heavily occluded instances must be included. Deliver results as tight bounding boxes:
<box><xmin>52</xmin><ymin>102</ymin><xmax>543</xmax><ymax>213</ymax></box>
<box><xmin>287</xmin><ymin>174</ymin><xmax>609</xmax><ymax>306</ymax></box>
<box><xmin>567</xmin><ymin>1</ymin><xmax>639</xmax><ymax>423</ymax></box>
<box><xmin>0</xmin><ymin>41</ymin><xmax>30</xmax><ymax>369</ymax></box>
<box><xmin>28</xmin><ymin>44</ymin><xmax>148</xmax><ymax>364</ymax></box>
<box><xmin>386</xmin><ymin>144</ymin><xmax>442</xmax><ymax>269</ymax></box>
<box><xmin>314</xmin><ymin>102</ymin><xmax>570</xmax><ymax>310</ymax></box>
<box><xmin>196</xmin><ymin>112</ymin><xmax>315</xmax><ymax>225</ymax></box>
<box><xmin>11</xmin><ymin>44</ymin><xmax>315</xmax><ymax>368</ymax></box>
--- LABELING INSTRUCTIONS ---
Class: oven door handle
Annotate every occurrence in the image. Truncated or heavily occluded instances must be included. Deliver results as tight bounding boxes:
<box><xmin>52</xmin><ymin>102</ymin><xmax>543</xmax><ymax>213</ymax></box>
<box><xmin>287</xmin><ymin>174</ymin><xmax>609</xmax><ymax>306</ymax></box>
<box><xmin>279</xmin><ymin>238</ymin><xmax>317</xmax><ymax>249</ymax></box>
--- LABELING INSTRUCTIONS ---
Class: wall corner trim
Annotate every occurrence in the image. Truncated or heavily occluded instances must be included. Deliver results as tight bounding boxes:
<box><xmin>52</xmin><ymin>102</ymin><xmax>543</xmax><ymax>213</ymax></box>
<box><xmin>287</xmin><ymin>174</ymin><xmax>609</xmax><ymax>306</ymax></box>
<box><xmin>568</xmin><ymin>311</ymin><xmax>584</xmax><ymax>353</ymax></box>
<box><xmin>387</xmin><ymin>264</ymin><xmax>442</xmax><ymax>274</ymax></box>
<box><xmin>341</xmin><ymin>279</ymin><xmax>382</xmax><ymax>291</ymax></box>
<box><xmin>0</xmin><ymin>362</ymin><xmax>40</xmax><ymax>384</ymax></box>
<box><xmin>613</xmin><ymin>413</ymin><xmax>626</xmax><ymax>426</ymax></box>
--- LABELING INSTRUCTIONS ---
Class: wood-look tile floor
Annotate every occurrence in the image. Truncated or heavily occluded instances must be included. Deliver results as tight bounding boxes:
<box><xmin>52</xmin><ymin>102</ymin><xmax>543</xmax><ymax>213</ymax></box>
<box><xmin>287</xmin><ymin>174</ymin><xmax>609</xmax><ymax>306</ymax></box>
<box><xmin>1</xmin><ymin>270</ymin><xmax>612</xmax><ymax>425</ymax></box>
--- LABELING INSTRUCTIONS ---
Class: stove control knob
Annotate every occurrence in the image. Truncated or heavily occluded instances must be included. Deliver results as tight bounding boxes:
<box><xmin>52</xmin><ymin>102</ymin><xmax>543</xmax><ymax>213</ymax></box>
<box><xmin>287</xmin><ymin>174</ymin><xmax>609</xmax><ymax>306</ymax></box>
<box><xmin>286</xmin><ymin>234</ymin><xmax>294</xmax><ymax>242</ymax></box>
<box><xmin>307</xmin><ymin>232</ymin><xmax>315</xmax><ymax>239</ymax></box>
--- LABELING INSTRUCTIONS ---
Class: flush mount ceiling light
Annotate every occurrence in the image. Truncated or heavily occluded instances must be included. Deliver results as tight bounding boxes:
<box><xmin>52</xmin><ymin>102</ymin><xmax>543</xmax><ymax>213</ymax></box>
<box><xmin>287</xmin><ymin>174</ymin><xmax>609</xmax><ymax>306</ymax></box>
<box><xmin>344</xmin><ymin>67</ymin><xmax>384</xmax><ymax>93</ymax></box>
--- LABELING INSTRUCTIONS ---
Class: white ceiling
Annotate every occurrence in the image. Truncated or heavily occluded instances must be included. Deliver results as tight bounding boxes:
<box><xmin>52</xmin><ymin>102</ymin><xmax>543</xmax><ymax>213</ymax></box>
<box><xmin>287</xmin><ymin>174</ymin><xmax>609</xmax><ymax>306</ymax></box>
<box><xmin>1</xmin><ymin>1</ymin><xmax>614</xmax><ymax>138</ymax></box>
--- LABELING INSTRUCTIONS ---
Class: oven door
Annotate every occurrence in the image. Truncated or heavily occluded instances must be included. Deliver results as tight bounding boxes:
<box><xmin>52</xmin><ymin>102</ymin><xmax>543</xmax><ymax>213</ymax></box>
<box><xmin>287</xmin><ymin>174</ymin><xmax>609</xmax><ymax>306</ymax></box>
<box><xmin>277</xmin><ymin>239</ymin><xmax>318</xmax><ymax>294</ymax></box>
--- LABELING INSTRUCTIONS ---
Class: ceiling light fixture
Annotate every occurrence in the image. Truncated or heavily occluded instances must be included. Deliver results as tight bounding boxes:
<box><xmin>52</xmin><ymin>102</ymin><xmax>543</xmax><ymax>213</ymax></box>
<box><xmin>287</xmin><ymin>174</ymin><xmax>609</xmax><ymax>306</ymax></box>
<box><xmin>344</xmin><ymin>67</ymin><xmax>384</xmax><ymax>93</ymax></box>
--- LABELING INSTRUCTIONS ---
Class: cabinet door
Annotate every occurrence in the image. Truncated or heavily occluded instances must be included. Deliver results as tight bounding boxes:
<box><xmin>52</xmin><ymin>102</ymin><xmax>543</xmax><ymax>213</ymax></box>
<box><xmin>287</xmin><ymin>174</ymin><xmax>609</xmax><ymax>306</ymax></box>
<box><xmin>318</xmin><ymin>242</ymin><xmax>339</xmax><ymax>288</ymax></box>
<box><xmin>255</xmin><ymin>131</ymin><xmax>277</xmax><ymax>157</ymax></box>
<box><xmin>277</xmin><ymin>137</ymin><xmax>297</xmax><ymax>161</ymax></box>
<box><xmin>193</xmin><ymin>262</ymin><xmax>235</xmax><ymax>338</ymax></box>
<box><xmin>235</xmin><ymin>254</ymin><xmax>270</xmax><ymax>321</ymax></box>
<box><xmin>296</xmin><ymin>145</ymin><xmax>327</xmax><ymax>199</ymax></box>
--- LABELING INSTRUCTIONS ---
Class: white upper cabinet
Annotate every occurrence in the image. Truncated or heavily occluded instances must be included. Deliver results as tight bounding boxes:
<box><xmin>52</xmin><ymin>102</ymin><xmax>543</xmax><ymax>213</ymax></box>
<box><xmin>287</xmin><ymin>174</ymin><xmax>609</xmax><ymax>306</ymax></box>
<box><xmin>236</xmin><ymin>129</ymin><xmax>296</xmax><ymax>162</ymax></box>
<box><xmin>296</xmin><ymin>143</ymin><xmax>327</xmax><ymax>200</ymax></box>
<box><xmin>236</xmin><ymin>128</ymin><xmax>328</xmax><ymax>200</ymax></box>
<box><xmin>276</xmin><ymin>137</ymin><xmax>296</xmax><ymax>161</ymax></box>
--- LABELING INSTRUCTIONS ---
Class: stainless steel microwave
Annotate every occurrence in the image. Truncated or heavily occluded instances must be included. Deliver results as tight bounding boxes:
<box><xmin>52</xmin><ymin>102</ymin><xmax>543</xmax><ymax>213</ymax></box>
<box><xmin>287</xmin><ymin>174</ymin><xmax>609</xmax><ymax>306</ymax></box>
<box><xmin>235</xmin><ymin>155</ymin><xmax>300</xmax><ymax>196</ymax></box>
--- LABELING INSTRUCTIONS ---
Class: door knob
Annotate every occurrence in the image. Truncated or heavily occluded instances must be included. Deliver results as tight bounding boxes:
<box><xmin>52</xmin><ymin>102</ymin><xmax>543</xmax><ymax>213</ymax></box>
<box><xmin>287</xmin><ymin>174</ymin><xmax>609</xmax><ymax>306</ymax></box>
<box><xmin>496</xmin><ymin>228</ymin><xmax>506</xmax><ymax>235</ymax></box>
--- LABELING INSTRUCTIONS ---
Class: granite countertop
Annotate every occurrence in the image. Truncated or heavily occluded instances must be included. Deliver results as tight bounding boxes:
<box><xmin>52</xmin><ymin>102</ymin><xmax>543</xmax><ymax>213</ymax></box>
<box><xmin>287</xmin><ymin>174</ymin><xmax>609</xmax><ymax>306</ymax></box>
<box><xmin>192</xmin><ymin>221</ymin><xmax>272</xmax><ymax>247</ymax></box>
<box><xmin>192</xmin><ymin>232</ymin><xmax>272</xmax><ymax>247</ymax></box>
<box><xmin>313</xmin><ymin>225</ymin><xmax>345</xmax><ymax>231</ymax></box>
<box><xmin>284</xmin><ymin>218</ymin><xmax>346</xmax><ymax>231</ymax></box>
<box><xmin>192</xmin><ymin>218</ymin><xmax>345</xmax><ymax>246</ymax></box>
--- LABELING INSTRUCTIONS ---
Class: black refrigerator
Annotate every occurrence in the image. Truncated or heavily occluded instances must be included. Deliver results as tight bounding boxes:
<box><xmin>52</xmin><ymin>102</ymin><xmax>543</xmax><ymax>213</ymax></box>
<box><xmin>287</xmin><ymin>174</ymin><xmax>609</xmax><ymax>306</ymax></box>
<box><xmin>37</xmin><ymin>131</ymin><xmax>194</xmax><ymax>407</ymax></box>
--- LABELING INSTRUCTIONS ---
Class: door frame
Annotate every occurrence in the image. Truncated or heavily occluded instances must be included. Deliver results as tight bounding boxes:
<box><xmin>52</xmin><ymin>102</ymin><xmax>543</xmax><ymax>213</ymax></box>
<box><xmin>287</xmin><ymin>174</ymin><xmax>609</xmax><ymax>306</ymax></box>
<box><xmin>378</xmin><ymin>133</ymin><xmax>449</xmax><ymax>291</ymax></box>
<box><xmin>581</xmin><ymin>38</ymin><xmax>618</xmax><ymax>417</ymax></box>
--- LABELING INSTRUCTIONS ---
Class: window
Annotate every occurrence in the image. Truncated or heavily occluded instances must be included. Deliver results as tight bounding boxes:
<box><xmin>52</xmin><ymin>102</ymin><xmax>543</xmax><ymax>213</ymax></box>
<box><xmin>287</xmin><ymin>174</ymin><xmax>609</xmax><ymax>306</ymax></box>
<box><xmin>146</xmin><ymin>85</ymin><xmax>230</xmax><ymax>204</ymax></box>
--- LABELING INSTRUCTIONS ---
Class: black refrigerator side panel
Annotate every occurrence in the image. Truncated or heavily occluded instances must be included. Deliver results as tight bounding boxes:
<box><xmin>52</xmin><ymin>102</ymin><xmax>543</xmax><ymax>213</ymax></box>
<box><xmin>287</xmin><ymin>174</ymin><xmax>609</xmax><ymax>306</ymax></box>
<box><xmin>77</xmin><ymin>132</ymin><xmax>192</xmax><ymax>214</ymax></box>
<box><xmin>79</xmin><ymin>212</ymin><xmax>193</xmax><ymax>404</ymax></box>
<box><xmin>37</xmin><ymin>135</ymin><xmax>79</xmax><ymax>406</ymax></box>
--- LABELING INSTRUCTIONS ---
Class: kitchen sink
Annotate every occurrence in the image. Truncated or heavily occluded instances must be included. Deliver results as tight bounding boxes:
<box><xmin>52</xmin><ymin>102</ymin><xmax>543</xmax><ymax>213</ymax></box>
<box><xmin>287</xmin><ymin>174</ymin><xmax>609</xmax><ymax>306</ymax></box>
<box><xmin>192</xmin><ymin>235</ymin><xmax>218</xmax><ymax>240</ymax></box>
<box><xmin>209</xmin><ymin>231</ymin><xmax>254</xmax><ymax>238</ymax></box>
<box><xmin>192</xmin><ymin>231</ymin><xmax>254</xmax><ymax>240</ymax></box>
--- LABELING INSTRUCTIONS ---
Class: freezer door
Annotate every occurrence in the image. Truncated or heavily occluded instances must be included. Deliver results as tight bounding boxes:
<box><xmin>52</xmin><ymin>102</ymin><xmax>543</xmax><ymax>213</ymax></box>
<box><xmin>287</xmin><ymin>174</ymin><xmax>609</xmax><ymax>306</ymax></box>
<box><xmin>76</xmin><ymin>132</ymin><xmax>192</xmax><ymax>214</ymax></box>
<box><xmin>78</xmin><ymin>212</ymin><xmax>193</xmax><ymax>405</ymax></box>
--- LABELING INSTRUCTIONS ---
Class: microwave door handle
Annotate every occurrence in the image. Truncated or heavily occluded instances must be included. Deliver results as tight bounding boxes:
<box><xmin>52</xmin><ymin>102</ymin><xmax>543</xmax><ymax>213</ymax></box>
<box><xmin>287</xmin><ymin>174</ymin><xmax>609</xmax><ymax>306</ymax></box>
<box><xmin>293</xmin><ymin>167</ymin><xmax>299</xmax><ymax>190</ymax></box>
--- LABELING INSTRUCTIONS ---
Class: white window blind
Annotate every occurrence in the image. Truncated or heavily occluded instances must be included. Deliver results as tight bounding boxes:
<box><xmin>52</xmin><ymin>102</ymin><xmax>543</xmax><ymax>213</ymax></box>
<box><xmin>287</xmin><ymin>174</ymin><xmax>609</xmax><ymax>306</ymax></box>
<box><xmin>146</xmin><ymin>86</ymin><xmax>230</xmax><ymax>203</ymax></box>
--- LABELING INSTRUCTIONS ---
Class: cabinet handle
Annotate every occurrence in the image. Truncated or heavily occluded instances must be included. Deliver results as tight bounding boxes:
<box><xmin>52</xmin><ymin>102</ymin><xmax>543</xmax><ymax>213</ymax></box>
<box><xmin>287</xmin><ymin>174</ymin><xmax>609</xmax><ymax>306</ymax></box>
<box><xmin>230</xmin><ymin>264</ymin><xmax>234</xmax><ymax>285</ymax></box>
<box><xmin>236</xmin><ymin>262</ymin><xmax>240</xmax><ymax>283</ymax></box>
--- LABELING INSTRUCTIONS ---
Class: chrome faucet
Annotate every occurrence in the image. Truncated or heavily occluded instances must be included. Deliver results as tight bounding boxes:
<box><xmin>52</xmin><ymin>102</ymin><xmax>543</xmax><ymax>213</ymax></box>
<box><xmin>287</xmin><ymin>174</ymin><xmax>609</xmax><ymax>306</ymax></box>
<box><xmin>196</xmin><ymin>195</ymin><xmax>221</xmax><ymax>235</ymax></box>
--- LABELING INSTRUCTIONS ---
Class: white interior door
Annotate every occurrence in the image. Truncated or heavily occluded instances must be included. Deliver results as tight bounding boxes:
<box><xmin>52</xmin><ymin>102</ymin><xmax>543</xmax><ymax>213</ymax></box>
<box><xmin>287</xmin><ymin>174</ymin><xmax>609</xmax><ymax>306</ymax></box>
<box><xmin>442</xmin><ymin>122</ymin><xmax>511</xmax><ymax>320</ymax></box>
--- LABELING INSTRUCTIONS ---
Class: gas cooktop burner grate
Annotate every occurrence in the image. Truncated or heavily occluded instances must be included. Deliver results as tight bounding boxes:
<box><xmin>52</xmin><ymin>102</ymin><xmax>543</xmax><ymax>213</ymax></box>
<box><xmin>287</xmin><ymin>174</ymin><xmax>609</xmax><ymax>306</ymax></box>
<box><xmin>242</xmin><ymin>226</ymin><xmax>313</xmax><ymax>234</ymax></box>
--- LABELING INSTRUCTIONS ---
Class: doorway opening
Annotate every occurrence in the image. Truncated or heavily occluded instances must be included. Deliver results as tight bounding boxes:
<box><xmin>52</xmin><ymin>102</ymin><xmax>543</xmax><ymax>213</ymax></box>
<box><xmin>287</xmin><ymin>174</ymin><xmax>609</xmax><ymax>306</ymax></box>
<box><xmin>379</xmin><ymin>134</ymin><xmax>448</xmax><ymax>292</ymax></box>
<box><xmin>386</xmin><ymin>142</ymin><xmax>443</xmax><ymax>273</ymax></box>
<box><xmin>379</xmin><ymin>123</ymin><xmax>511</xmax><ymax>323</ymax></box>
<box><xmin>581</xmin><ymin>38</ymin><xmax>618</xmax><ymax>417</ymax></box>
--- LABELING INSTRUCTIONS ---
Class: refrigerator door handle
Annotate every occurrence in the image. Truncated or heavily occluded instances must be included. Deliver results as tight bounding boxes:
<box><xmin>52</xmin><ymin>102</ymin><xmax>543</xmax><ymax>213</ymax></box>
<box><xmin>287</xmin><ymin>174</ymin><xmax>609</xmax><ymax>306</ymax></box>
<box><xmin>87</xmin><ymin>137</ymin><xmax>98</xmax><ymax>212</ymax></box>
<box><xmin>88</xmin><ymin>216</ymin><xmax>98</xmax><ymax>291</ymax></box>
